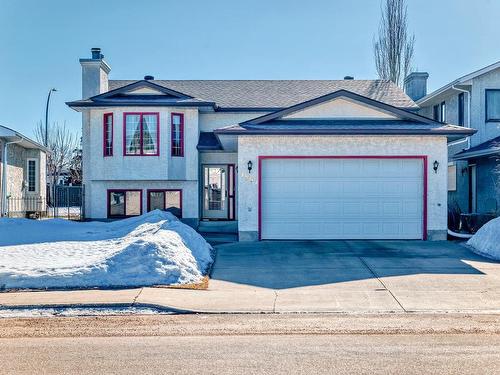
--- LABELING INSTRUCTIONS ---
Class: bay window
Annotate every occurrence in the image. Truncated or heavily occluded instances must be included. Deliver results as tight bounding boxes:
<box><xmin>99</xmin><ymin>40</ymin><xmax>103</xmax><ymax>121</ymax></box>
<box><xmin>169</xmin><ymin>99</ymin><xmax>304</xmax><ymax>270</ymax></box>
<box><xmin>171</xmin><ymin>113</ymin><xmax>184</xmax><ymax>157</ymax></box>
<box><xmin>108</xmin><ymin>190</ymin><xmax>142</xmax><ymax>218</ymax></box>
<box><xmin>123</xmin><ymin>113</ymin><xmax>159</xmax><ymax>156</ymax></box>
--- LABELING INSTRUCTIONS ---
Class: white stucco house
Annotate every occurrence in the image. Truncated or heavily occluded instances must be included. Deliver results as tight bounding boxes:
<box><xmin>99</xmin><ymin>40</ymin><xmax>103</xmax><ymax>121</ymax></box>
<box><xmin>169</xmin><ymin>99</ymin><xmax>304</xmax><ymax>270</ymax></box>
<box><xmin>67</xmin><ymin>48</ymin><xmax>474</xmax><ymax>241</ymax></box>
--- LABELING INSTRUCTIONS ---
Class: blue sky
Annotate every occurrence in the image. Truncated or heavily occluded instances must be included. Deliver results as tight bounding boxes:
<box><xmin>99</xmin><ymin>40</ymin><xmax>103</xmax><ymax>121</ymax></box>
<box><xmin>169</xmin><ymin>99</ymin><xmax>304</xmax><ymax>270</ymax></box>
<box><xmin>1</xmin><ymin>0</ymin><xmax>499</xmax><ymax>138</ymax></box>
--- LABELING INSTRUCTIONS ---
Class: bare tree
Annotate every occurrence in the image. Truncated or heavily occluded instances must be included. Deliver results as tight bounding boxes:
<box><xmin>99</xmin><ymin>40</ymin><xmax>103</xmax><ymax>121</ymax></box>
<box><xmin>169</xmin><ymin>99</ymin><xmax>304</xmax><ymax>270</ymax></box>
<box><xmin>373</xmin><ymin>0</ymin><xmax>415</xmax><ymax>86</ymax></box>
<box><xmin>69</xmin><ymin>140</ymin><xmax>83</xmax><ymax>185</ymax></box>
<box><xmin>34</xmin><ymin>121</ymin><xmax>79</xmax><ymax>188</ymax></box>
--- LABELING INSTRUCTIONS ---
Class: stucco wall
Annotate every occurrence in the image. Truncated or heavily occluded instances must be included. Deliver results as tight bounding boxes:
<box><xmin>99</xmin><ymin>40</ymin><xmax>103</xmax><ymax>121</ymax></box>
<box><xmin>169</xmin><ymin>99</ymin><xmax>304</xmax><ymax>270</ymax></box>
<box><xmin>86</xmin><ymin>180</ymin><xmax>198</xmax><ymax>222</ymax></box>
<box><xmin>199</xmin><ymin>111</ymin><xmax>269</xmax><ymax>132</ymax></box>
<box><xmin>237</xmin><ymin>135</ymin><xmax>448</xmax><ymax>240</ymax></box>
<box><xmin>83</xmin><ymin>107</ymin><xmax>199</xmax><ymax>181</ymax></box>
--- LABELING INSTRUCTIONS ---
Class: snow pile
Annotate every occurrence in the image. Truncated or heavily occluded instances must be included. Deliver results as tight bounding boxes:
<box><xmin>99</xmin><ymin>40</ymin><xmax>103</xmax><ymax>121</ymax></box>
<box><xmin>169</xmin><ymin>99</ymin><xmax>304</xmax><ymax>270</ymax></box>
<box><xmin>0</xmin><ymin>211</ymin><xmax>213</xmax><ymax>289</ymax></box>
<box><xmin>467</xmin><ymin>216</ymin><xmax>500</xmax><ymax>260</ymax></box>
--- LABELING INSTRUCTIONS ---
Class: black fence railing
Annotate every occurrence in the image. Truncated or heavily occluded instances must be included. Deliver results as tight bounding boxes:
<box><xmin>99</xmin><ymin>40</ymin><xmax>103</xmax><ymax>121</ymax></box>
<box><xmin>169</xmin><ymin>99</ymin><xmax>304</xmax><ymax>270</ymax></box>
<box><xmin>6</xmin><ymin>185</ymin><xmax>85</xmax><ymax>221</ymax></box>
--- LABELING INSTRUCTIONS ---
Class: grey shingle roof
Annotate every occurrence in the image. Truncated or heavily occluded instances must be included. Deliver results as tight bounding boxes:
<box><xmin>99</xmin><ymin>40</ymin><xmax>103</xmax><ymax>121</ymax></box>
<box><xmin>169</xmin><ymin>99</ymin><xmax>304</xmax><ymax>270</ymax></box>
<box><xmin>108</xmin><ymin>80</ymin><xmax>418</xmax><ymax>110</ymax></box>
<box><xmin>454</xmin><ymin>135</ymin><xmax>500</xmax><ymax>159</ymax></box>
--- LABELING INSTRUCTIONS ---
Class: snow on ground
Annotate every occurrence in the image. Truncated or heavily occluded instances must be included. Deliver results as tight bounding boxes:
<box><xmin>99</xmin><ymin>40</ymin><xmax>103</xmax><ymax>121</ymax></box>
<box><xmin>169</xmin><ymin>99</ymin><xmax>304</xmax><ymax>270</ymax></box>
<box><xmin>0</xmin><ymin>211</ymin><xmax>213</xmax><ymax>289</ymax></box>
<box><xmin>0</xmin><ymin>306</ymin><xmax>173</xmax><ymax>318</ymax></box>
<box><xmin>467</xmin><ymin>216</ymin><xmax>500</xmax><ymax>260</ymax></box>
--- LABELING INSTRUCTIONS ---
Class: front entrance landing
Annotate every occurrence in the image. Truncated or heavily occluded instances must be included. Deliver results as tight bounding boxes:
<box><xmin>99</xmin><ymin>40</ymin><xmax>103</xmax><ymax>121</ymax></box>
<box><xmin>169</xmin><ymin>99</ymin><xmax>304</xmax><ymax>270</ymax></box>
<box><xmin>209</xmin><ymin>240</ymin><xmax>500</xmax><ymax>313</ymax></box>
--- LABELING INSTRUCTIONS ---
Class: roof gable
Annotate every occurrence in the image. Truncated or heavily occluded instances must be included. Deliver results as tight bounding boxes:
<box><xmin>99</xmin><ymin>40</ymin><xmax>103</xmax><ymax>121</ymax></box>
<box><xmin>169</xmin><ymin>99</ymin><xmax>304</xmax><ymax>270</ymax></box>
<box><xmin>93</xmin><ymin>80</ymin><xmax>193</xmax><ymax>100</ymax></box>
<box><xmin>243</xmin><ymin>90</ymin><xmax>434</xmax><ymax>125</ymax></box>
<box><xmin>281</xmin><ymin>97</ymin><xmax>398</xmax><ymax>120</ymax></box>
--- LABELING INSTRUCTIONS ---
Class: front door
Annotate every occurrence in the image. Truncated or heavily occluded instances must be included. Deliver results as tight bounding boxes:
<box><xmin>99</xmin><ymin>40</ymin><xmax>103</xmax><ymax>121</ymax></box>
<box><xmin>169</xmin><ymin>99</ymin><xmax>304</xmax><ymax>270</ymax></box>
<box><xmin>203</xmin><ymin>165</ymin><xmax>228</xmax><ymax>219</ymax></box>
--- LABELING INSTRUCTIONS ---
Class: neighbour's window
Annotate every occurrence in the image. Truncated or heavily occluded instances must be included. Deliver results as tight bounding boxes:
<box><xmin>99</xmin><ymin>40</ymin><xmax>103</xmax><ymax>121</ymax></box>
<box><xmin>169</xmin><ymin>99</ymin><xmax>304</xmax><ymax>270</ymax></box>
<box><xmin>448</xmin><ymin>164</ymin><xmax>457</xmax><ymax>192</ymax></box>
<box><xmin>433</xmin><ymin>104</ymin><xmax>439</xmax><ymax>121</ymax></box>
<box><xmin>108</xmin><ymin>190</ymin><xmax>142</xmax><ymax>218</ymax></box>
<box><xmin>458</xmin><ymin>93</ymin><xmax>465</xmax><ymax>126</ymax></box>
<box><xmin>27</xmin><ymin>159</ymin><xmax>37</xmax><ymax>192</ymax></box>
<box><xmin>486</xmin><ymin>89</ymin><xmax>500</xmax><ymax>122</ymax></box>
<box><xmin>440</xmin><ymin>101</ymin><xmax>446</xmax><ymax>122</ymax></box>
<box><xmin>171</xmin><ymin>113</ymin><xmax>184</xmax><ymax>157</ymax></box>
<box><xmin>147</xmin><ymin>190</ymin><xmax>182</xmax><ymax>218</ymax></box>
<box><xmin>124</xmin><ymin>113</ymin><xmax>159</xmax><ymax>155</ymax></box>
<box><xmin>103</xmin><ymin>113</ymin><xmax>113</xmax><ymax>156</ymax></box>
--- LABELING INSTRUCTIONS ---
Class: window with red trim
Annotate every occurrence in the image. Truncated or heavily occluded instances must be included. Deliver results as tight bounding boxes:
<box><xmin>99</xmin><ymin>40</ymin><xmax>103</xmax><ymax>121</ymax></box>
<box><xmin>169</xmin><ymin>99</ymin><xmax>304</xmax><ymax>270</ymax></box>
<box><xmin>123</xmin><ymin>113</ymin><xmax>159</xmax><ymax>156</ymax></box>
<box><xmin>103</xmin><ymin>113</ymin><xmax>113</xmax><ymax>156</ymax></box>
<box><xmin>171</xmin><ymin>113</ymin><xmax>184</xmax><ymax>157</ymax></box>
<box><xmin>107</xmin><ymin>190</ymin><xmax>142</xmax><ymax>218</ymax></box>
<box><xmin>147</xmin><ymin>189</ymin><xmax>182</xmax><ymax>218</ymax></box>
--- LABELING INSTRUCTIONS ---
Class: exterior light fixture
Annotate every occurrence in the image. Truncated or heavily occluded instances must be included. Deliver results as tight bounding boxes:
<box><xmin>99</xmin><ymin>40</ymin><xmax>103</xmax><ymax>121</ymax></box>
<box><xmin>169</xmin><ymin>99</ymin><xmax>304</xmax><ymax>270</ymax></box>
<box><xmin>247</xmin><ymin>160</ymin><xmax>253</xmax><ymax>173</ymax></box>
<box><xmin>433</xmin><ymin>160</ymin><xmax>439</xmax><ymax>173</ymax></box>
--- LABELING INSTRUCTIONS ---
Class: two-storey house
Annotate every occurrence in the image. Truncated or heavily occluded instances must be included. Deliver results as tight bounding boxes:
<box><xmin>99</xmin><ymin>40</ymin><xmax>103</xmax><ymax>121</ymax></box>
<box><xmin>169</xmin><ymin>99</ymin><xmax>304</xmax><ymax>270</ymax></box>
<box><xmin>406</xmin><ymin>63</ymin><xmax>500</xmax><ymax>217</ymax></box>
<box><xmin>68</xmin><ymin>48</ymin><xmax>473</xmax><ymax>241</ymax></box>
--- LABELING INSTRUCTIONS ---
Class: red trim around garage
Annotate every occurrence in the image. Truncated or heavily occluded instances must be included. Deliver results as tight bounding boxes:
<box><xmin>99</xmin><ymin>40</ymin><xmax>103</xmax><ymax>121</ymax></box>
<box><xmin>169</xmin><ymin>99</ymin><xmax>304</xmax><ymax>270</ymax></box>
<box><xmin>257</xmin><ymin>156</ymin><xmax>428</xmax><ymax>241</ymax></box>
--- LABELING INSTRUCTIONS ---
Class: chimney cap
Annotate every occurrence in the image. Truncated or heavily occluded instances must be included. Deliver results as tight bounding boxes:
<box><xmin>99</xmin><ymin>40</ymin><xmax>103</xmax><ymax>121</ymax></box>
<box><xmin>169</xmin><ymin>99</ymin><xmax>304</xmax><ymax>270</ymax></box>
<box><xmin>91</xmin><ymin>47</ymin><xmax>103</xmax><ymax>60</ymax></box>
<box><xmin>144</xmin><ymin>75</ymin><xmax>154</xmax><ymax>80</ymax></box>
<box><xmin>344</xmin><ymin>76</ymin><xmax>354</xmax><ymax>80</ymax></box>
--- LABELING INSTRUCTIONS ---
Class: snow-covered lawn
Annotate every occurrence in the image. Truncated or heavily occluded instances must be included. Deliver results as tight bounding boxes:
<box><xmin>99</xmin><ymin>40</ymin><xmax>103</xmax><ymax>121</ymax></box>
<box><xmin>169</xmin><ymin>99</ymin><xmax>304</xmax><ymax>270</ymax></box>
<box><xmin>0</xmin><ymin>211</ymin><xmax>213</xmax><ymax>290</ymax></box>
<box><xmin>467</xmin><ymin>216</ymin><xmax>500</xmax><ymax>260</ymax></box>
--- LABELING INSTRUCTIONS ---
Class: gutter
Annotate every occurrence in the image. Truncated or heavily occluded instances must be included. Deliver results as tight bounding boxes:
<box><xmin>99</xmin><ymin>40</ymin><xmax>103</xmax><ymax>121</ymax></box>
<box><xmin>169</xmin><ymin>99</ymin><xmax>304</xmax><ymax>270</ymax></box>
<box><xmin>1</xmin><ymin>138</ymin><xmax>23</xmax><ymax>217</ymax></box>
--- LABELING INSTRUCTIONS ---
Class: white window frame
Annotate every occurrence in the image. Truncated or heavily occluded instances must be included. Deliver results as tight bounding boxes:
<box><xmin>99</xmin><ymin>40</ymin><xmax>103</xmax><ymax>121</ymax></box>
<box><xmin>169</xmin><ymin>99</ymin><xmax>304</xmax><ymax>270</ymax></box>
<box><xmin>26</xmin><ymin>158</ymin><xmax>38</xmax><ymax>193</ymax></box>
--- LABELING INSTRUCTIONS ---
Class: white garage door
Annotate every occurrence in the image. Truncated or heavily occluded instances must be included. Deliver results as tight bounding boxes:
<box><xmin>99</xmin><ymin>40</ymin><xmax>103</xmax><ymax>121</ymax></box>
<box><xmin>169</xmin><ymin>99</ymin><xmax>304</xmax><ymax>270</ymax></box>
<box><xmin>260</xmin><ymin>158</ymin><xmax>424</xmax><ymax>240</ymax></box>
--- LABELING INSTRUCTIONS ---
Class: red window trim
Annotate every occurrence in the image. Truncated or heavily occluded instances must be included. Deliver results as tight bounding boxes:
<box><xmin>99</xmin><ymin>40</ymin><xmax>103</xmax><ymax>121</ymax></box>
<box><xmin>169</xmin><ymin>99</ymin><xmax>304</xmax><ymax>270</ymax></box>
<box><xmin>170</xmin><ymin>112</ymin><xmax>184</xmax><ymax>157</ymax></box>
<box><xmin>257</xmin><ymin>156</ymin><xmax>428</xmax><ymax>241</ymax></box>
<box><xmin>122</xmin><ymin>112</ymin><xmax>160</xmax><ymax>156</ymax></box>
<box><xmin>107</xmin><ymin>189</ymin><xmax>143</xmax><ymax>218</ymax></box>
<box><xmin>103</xmin><ymin>113</ymin><xmax>113</xmax><ymax>157</ymax></box>
<box><xmin>146</xmin><ymin>189</ymin><xmax>183</xmax><ymax>218</ymax></box>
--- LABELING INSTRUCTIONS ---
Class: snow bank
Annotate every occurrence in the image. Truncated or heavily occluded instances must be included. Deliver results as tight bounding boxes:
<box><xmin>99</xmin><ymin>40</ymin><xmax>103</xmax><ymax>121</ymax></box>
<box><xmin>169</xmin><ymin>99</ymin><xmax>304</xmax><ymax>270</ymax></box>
<box><xmin>0</xmin><ymin>211</ymin><xmax>213</xmax><ymax>289</ymax></box>
<box><xmin>466</xmin><ymin>216</ymin><xmax>500</xmax><ymax>260</ymax></box>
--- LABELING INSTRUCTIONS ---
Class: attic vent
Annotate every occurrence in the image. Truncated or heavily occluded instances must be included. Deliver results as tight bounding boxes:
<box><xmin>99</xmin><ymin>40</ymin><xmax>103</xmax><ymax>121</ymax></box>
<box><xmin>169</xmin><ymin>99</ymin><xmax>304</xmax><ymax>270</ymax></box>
<box><xmin>144</xmin><ymin>75</ymin><xmax>154</xmax><ymax>80</ymax></box>
<box><xmin>344</xmin><ymin>76</ymin><xmax>354</xmax><ymax>80</ymax></box>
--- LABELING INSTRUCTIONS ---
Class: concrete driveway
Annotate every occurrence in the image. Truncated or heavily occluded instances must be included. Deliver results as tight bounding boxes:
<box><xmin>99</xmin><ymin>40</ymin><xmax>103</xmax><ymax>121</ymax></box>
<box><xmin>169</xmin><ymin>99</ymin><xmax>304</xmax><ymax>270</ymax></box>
<box><xmin>209</xmin><ymin>240</ymin><xmax>500</xmax><ymax>313</ymax></box>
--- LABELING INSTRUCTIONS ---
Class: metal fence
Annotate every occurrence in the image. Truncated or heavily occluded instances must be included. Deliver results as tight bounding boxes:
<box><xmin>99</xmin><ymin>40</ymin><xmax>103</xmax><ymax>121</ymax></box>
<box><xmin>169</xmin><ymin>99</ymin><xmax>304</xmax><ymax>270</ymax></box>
<box><xmin>7</xmin><ymin>185</ymin><xmax>85</xmax><ymax>221</ymax></box>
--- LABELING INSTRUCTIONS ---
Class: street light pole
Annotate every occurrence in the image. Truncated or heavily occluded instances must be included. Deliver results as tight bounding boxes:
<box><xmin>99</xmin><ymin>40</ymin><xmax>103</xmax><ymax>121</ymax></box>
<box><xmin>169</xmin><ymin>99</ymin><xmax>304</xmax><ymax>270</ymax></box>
<box><xmin>45</xmin><ymin>88</ymin><xmax>57</xmax><ymax>146</ymax></box>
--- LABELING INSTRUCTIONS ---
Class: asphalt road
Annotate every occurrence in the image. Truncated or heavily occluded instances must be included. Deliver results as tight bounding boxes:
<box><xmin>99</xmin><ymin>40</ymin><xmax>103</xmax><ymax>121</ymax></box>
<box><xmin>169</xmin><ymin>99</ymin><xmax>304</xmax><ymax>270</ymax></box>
<box><xmin>1</xmin><ymin>314</ymin><xmax>500</xmax><ymax>374</ymax></box>
<box><xmin>2</xmin><ymin>334</ymin><xmax>500</xmax><ymax>374</ymax></box>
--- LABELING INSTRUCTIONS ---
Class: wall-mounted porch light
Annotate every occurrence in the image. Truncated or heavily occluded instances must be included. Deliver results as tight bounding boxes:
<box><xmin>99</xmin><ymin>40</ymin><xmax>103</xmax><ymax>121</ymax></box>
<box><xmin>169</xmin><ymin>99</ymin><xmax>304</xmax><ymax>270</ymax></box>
<box><xmin>247</xmin><ymin>160</ymin><xmax>253</xmax><ymax>173</ymax></box>
<box><xmin>433</xmin><ymin>160</ymin><xmax>439</xmax><ymax>173</ymax></box>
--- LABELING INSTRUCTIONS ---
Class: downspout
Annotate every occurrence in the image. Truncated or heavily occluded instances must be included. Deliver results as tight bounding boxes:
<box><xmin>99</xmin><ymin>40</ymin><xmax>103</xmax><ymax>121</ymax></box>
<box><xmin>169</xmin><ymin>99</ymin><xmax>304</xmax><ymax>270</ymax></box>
<box><xmin>1</xmin><ymin>138</ymin><xmax>23</xmax><ymax>217</ymax></box>
<box><xmin>451</xmin><ymin>85</ymin><xmax>471</xmax><ymax>150</ymax></box>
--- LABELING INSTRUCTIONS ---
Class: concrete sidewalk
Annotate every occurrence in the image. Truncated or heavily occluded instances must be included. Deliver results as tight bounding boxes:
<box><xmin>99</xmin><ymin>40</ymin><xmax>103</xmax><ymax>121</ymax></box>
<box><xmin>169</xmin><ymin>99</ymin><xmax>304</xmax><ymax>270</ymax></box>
<box><xmin>1</xmin><ymin>240</ymin><xmax>500</xmax><ymax>314</ymax></box>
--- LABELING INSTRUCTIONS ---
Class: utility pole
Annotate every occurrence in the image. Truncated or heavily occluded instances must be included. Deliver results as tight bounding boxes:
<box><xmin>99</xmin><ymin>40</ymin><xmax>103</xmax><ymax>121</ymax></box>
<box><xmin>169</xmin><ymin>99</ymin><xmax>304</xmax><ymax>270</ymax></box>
<box><xmin>45</xmin><ymin>88</ymin><xmax>57</xmax><ymax>146</ymax></box>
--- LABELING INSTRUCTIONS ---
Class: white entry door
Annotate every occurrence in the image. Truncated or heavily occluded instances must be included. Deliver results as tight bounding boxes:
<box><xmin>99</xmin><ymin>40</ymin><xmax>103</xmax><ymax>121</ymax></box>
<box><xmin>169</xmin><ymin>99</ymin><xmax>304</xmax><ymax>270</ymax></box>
<box><xmin>203</xmin><ymin>165</ymin><xmax>228</xmax><ymax>219</ymax></box>
<box><xmin>260</xmin><ymin>158</ymin><xmax>424</xmax><ymax>240</ymax></box>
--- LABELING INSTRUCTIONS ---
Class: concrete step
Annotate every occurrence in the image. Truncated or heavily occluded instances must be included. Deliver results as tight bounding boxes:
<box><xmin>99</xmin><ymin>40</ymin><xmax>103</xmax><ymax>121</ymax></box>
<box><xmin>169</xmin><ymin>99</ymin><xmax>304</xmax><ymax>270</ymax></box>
<box><xmin>198</xmin><ymin>221</ymin><xmax>238</xmax><ymax>234</ymax></box>
<box><xmin>199</xmin><ymin>232</ymin><xmax>238</xmax><ymax>246</ymax></box>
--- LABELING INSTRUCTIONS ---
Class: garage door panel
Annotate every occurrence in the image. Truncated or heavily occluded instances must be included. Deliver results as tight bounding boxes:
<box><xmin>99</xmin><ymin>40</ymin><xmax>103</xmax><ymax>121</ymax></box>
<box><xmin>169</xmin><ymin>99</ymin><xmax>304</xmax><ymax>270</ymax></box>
<box><xmin>261</xmin><ymin>158</ymin><xmax>424</xmax><ymax>240</ymax></box>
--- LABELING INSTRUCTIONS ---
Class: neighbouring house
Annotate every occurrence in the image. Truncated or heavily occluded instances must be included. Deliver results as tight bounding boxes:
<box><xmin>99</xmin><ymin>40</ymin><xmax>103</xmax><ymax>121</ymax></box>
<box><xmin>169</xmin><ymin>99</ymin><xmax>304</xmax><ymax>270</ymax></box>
<box><xmin>406</xmin><ymin>63</ymin><xmax>500</xmax><ymax>217</ymax></box>
<box><xmin>67</xmin><ymin>48</ymin><xmax>474</xmax><ymax>241</ymax></box>
<box><xmin>0</xmin><ymin>125</ymin><xmax>48</xmax><ymax>217</ymax></box>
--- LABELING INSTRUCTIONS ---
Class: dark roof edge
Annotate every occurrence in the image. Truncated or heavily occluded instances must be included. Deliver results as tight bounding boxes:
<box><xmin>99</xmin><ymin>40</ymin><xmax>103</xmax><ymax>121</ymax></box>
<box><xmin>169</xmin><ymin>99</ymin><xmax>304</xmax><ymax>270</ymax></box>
<box><xmin>66</xmin><ymin>100</ymin><xmax>216</xmax><ymax>108</ymax></box>
<box><xmin>215</xmin><ymin>127</ymin><xmax>476</xmax><ymax>137</ymax></box>
<box><xmin>90</xmin><ymin>80</ymin><xmax>195</xmax><ymax>100</ymax></box>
